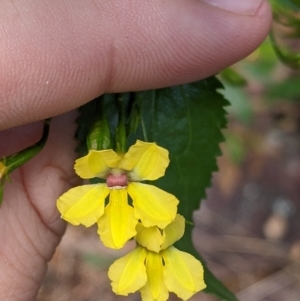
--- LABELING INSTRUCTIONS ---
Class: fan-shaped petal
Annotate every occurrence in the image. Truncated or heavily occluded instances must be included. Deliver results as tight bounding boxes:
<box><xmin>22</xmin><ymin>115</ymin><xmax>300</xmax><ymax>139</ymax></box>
<box><xmin>57</xmin><ymin>184</ymin><xmax>109</xmax><ymax>227</ymax></box>
<box><xmin>128</xmin><ymin>183</ymin><xmax>178</xmax><ymax>229</ymax></box>
<box><xmin>75</xmin><ymin>149</ymin><xmax>120</xmax><ymax>179</ymax></box>
<box><xmin>108</xmin><ymin>246</ymin><xmax>147</xmax><ymax>295</ymax></box>
<box><xmin>162</xmin><ymin>247</ymin><xmax>206</xmax><ymax>300</ymax></box>
<box><xmin>119</xmin><ymin>140</ymin><xmax>169</xmax><ymax>181</ymax></box>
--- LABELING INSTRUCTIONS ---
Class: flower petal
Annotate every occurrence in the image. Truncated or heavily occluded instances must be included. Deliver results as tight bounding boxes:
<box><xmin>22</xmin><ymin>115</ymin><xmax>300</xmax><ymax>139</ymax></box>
<box><xmin>75</xmin><ymin>149</ymin><xmax>120</xmax><ymax>179</ymax></box>
<box><xmin>119</xmin><ymin>140</ymin><xmax>169</xmax><ymax>181</ymax></box>
<box><xmin>57</xmin><ymin>184</ymin><xmax>109</xmax><ymax>227</ymax></box>
<box><xmin>135</xmin><ymin>223</ymin><xmax>165</xmax><ymax>253</ymax></box>
<box><xmin>128</xmin><ymin>183</ymin><xmax>178</xmax><ymax>229</ymax></box>
<box><xmin>97</xmin><ymin>189</ymin><xmax>137</xmax><ymax>249</ymax></box>
<box><xmin>161</xmin><ymin>214</ymin><xmax>185</xmax><ymax>250</ymax></box>
<box><xmin>108</xmin><ymin>246</ymin><xmax>147</xmax><ymax>295</ymax></box>
<box><xmin>140</xmin><ymin>252</ymin><xmax>169</xmax><ymax>301</ymax></box>
<box><xmin>162</xmin><ymin>247</ymin><xmax>206</xmax><ymax>300</ymax></box>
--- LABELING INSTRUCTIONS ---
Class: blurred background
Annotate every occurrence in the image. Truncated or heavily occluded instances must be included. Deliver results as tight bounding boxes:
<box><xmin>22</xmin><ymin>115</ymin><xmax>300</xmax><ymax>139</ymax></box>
<box><xmin>38</xmin><ymin>8</ymin><xmax>300</xmax><ymax>301</ymax></box>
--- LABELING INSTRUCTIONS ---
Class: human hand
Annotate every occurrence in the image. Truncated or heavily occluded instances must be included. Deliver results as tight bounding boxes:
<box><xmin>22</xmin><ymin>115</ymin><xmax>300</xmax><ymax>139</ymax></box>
<box><xmin>0</xmin><ymin>0</ymin><xmax>272</xmax><ymax>300</ymax></box>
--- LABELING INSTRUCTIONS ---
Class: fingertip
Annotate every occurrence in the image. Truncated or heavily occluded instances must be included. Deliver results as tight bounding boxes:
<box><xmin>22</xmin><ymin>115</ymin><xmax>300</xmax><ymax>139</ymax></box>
<box><xmin>0</xmin><ymin>0</ymin><xmax>273</xmax><ymax>130</ymax></box>
<box><xmin>107</xmin><ymin>0</ymin><xmax>272</xmax><ymax>91</ymax></box>
<box><xmin>256</xmin><ymin>0</ymin><xmax>273</xmax><ymax>19</ymax></box>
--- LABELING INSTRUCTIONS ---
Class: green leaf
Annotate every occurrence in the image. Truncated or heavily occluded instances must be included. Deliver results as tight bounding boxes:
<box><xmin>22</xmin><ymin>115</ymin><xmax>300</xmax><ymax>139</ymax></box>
<box><xmin>203</xmin><ymin>261</ymin><xmax>239</xmax><ymax>301</ymax></box>
<box><xmin>267</xmin><ymin>75</ymin><xmax>300</xmax><ymax>101</ymax></box>
<box><xmin>134</xmin><ymin>77</ymin><xmax>228</xmax><ymax>214</ymax></box>
<box><xmin>130</xmin><ymin>77</ymin><xmax>237</xmax><ymax>301</ymax></box>
<box><xmin>177</xmin><ymin>225</ymin><xmax>238</xmax><ymax>301</ymax></box>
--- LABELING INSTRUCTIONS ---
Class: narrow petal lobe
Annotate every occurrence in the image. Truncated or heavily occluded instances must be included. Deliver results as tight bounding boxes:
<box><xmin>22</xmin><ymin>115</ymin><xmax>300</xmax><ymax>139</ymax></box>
<box><xmin>97</xmin><ymin>189</ymin><xmax>137</xmax><ymax>249</ymax></box>
<box><xmin>135</xmin><ymin>223</ymin><xmax>165</xmax><ymax>253</ymax></box>
<box><xmin>161</xmin><ymin>214</ymin><xmax>185</xmax><ymax>250</ymax></box>
<box><xmin>140</xmin><ymin>252</ymin><xmax>169</xmax><ymax>301</ymax></box>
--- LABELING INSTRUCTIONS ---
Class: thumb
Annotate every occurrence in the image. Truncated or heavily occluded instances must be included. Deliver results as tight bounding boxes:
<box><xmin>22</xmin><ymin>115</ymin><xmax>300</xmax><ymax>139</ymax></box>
<box><xmin>0</xmin><ymin>0</ymin><xmax>272</xmax><ymax>130</ymax></box>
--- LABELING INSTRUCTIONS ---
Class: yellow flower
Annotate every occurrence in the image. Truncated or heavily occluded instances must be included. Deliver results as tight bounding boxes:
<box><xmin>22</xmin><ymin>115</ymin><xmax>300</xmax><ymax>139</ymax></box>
<box><xmin>108</xmin><ymin>215</ymin><xmax>206</xmax><ymax>301</ymax></box>
<box><xmin>57</xmin><ymin>140</ymin><xmax>179</xmax><ymax>249</ymax></box>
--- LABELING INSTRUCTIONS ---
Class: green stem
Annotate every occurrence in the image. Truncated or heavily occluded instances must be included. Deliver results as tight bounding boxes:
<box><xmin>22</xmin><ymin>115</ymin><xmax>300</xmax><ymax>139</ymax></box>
<box><xmin>6</xmin><ymin>119</ymin><xmax>51</xmax><ymax>172</ymax></box>
<box><xmin>115</xmin><ymin>94</ymin><xmax>127</xmax><ymax>153</ymax></box>
<box><xmin>141</xmin><ymin>116</ymin><xmax>148</xmax><ymax>142</ymax></box>
<box><xmin>0</xmin><ymin>119</ymin><xmax>51</xmax><ymax>205</ymax></box>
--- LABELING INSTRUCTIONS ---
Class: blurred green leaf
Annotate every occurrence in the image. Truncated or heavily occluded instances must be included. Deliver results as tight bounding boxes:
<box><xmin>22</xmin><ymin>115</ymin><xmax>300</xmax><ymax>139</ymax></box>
<box><xmin>238</xmin><ymin>38</ymin><xmax>278</xmax><ymax>81</ymax></box>
<box><xmin>220</xmin><ymin>82</ymin><xmax>253</xmax><ymax>125</ymax></box>
<box><xmin>270</xmin><ymin>0</ymin><xmax>300</xmax><ymax>13</ymax></box>
<box><xmin>269</xmin><ymin>0</ymin><xmax>300</xmax><ymax>68</ymax></box>
<box><xmin>270</xmin><ymin>33</ymin><xmax>300</xmax><ymax>68</ymax></box>
<box><xmin>267</xmin><ymin>76</ymin><xmax>300</xmax><ymax>101</ymax></box>
<box><xmin>220</xmin><ymin>68</ymin><xmax>247</xmax><ymax>87</ymax></box>
<box><xmin>224</xmin><ymin>133</ymin><xmax>246</xmax><ymax>165</ymax></box>
<box><xmin>130</xmin><ymin>77</ymin><xmax>236</xmax><ymax>301</ymax></box>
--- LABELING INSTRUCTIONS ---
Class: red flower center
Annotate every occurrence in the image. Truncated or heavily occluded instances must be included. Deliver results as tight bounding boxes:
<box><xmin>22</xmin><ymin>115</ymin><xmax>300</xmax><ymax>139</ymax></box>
<box><xmin>106</xmin><ymin>173</ymin><xmax>128</xmax><ymax>188</ymax></box>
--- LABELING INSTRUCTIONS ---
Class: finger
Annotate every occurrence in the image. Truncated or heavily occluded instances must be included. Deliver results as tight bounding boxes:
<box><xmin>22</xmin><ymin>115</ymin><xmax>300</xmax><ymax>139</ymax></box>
<box><xmin>0</xmin><ymin>112</ymin><xmax>78</xmax><ymax>300</ymax></box>
<box><xmin>0</xmin><ymin>0</ymin><xmax>272</xmax><ymax>129</ymax></box>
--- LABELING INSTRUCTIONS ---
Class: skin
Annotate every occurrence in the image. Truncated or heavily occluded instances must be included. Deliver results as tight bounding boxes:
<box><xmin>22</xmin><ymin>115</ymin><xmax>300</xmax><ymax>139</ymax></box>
<box><xmin>0</xmin><ymin>1</ymin><xmax>272</xmax><ymax>300</ymax></box>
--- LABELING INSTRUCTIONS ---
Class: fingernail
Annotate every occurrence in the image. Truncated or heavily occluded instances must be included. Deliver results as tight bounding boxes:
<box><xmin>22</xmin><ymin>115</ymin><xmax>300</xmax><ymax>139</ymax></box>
<box><xmin>200</xmin><ymin>0</ymin><xmax>264</xmax><ymax>16</ymax></box>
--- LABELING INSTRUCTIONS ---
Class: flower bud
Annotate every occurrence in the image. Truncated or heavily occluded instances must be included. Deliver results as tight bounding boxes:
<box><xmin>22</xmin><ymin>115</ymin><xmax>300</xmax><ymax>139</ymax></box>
<box><xmin>86</xmin><ymin>117</ymin><xmax>112</xmax><ymax>151</ymax></box>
